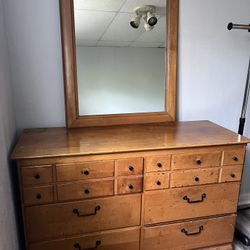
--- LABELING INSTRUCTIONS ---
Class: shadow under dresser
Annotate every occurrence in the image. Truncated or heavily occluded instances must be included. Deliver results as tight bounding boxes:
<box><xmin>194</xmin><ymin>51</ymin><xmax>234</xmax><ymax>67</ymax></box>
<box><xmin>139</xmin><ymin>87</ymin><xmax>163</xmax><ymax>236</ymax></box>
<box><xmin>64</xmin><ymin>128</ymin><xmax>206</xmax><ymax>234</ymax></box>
<box><xmin>11</xmin><ymin>121</ymin><xmax>250</xmax><ymax>250</ymax></box>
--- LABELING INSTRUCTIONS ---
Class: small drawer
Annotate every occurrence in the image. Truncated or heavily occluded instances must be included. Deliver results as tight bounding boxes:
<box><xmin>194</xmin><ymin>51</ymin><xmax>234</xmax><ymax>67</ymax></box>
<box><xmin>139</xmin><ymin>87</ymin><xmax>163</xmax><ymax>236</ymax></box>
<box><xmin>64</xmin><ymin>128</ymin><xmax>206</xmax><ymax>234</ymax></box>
<box><xmin>145</xmin><ymin>156</ymin><xmax>171</xmax><ymax>172</ymax></box>
<box><xmin>29</xmin><ymin>227</ymin><xmax>140</xmax><ymax>250</ymax></box>
<box><xmin>25</xmin><ymin>194</ymin><xmax>141</xmax><ymax>242</ymax></box>
<box><xmin>116</xmin><ymin>158</ymin><xmax>143</xmax><ymax>176</ymax></box>
<box><xmin>21</xmin><ymin>165</ymin><xmax>52</xmax><ymax>185</ymax></box>
<box><xmin>172</xmin><ymin>151</ymin><xmax>221</xmax><ymax>170</ymax></box>
<box><xmin>144</xmin><ymin>182</ymin><xmax>239</xmax><ymax>224</ymax></box>
<box><xmin>56</xmin><ymin>160</ymin><xmax>114</xmax><ymax>181</ymax></box>
<box><xmin>223</xmin><ymin>148</ymin><xmax>245</xmax><ymax>166</ymax></box>
<box><xmin>143</xmin><ymin>215</ymin><xmax>236</xmax><ymax>250</ymax></box>
<box><xmin>144</xmin><ymin>172</ymin><xmax>169</xmax><ymax>191</ymax></box>
<box><xmin>57</xmin><ymin>180</ymin><xmax>114</xmax><ymax>201</ymax></box>
<box><xmin>171</xmin><ymin>168</ymin><xmax>219</xmax><ymax>188</ymax></box>
<box><xmin>221</xmin><ymin>165</ymin><xmax>243</xmax><ymax>183</ymax></box>
<box><xmin>23</xmin><ymin>186</ymin><xmax>54</xmax><ymax>205</ymax></box>
<box><xmin>117</xmin><ymin>177</ymin><xmax>143</xmax><ymax>194</ymax></box>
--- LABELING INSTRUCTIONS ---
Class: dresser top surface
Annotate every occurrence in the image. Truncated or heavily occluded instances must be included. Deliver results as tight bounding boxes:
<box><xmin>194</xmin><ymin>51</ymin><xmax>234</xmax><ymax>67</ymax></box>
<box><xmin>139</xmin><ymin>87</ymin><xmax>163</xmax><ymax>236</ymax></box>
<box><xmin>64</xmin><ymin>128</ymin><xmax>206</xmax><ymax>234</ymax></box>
<box><xmin>11</xmin><ymin>121</ymin><xmax>249</xmax><ymax>160</ymax></box>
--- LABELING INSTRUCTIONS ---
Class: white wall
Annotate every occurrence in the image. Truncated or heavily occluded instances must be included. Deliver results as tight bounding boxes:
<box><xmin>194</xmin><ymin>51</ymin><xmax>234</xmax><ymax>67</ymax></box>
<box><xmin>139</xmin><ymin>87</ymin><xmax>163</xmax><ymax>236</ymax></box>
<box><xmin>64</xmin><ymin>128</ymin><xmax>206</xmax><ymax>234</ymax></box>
<box><xmin>0</xmin><ymin>0</ymin><xmax>19</xmax><ymax>248</ymax></box>
<box><xmin>178</xmin><ymin>0</ymin><xmax>250</xmax><ymax>201</ymax></box>
<box><xmin>77</xmin><ymin>47</ymin><xmax>165</xmax><ymax>115</ymax></box>
<box><xmin>3</xmin><ymin>0</ymin><xmax>65</xmax><ymax>132</ymax></box>
<box><xmin>3</xmin><ymin>0</ymin><xmax>250</xmax><ymax>199</ymax></box>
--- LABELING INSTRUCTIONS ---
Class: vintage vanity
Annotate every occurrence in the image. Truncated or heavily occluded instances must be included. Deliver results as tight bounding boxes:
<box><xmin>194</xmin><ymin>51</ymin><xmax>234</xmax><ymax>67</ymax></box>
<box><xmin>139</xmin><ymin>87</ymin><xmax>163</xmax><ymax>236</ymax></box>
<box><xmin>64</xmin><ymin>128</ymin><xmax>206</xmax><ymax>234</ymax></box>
<box><xmin>11</xmin><ymin>0</ymin><xmax>249</xmax><ymax>249</ymax></box>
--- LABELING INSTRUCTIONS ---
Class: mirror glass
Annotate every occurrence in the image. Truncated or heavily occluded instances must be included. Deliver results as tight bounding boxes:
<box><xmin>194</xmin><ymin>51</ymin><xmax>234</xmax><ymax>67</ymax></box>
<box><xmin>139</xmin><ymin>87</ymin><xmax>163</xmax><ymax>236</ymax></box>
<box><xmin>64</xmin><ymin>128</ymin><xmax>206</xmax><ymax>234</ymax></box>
<box><xmin>74</xmin><ymin>0</ymin><xmax>167</xmax><ymax>116</ymax></box>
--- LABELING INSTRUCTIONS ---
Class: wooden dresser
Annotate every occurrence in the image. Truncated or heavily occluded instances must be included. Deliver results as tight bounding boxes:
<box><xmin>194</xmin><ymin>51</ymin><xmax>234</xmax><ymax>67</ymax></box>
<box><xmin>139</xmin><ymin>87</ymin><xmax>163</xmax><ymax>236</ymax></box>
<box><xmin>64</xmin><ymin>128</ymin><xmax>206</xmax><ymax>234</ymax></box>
<box><xmin>11</xmin><ymin>121</ymin><xmax>249</xmax><ymax>250</ymax></box>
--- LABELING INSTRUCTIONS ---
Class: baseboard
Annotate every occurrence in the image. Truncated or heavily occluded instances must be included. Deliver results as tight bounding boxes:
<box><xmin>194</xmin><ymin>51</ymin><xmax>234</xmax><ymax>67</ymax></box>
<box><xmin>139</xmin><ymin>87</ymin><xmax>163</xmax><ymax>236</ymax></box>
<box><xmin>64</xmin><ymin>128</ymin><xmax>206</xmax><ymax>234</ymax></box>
<box><xmin>238</xmin><ymin>193</ymin><xmax>250</xmax><ymax>207</ymax></box>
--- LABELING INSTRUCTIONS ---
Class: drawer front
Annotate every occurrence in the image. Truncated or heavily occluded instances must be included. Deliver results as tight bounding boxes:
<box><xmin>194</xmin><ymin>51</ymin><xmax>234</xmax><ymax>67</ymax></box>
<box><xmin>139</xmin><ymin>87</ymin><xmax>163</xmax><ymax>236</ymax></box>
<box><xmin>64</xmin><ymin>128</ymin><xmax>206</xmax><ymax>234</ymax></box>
<box><xmin>21</xmin><ymin>165</ymin><xmax>52</xmax><ymax>186</ymax></box>
<box><xmin>143</xmin><ymin>215</ymin><xmax>236</xmax><ymax>250</ymax></box>
<box><xmin>221</xmin><ymin>165</ymin><xmax>243</xmax><ymax>183</ymax></box>
<box><xmin>201</xmin><ymin>244</ymin><xmax>232</xmax><ymax>250</ymax></box>
<box><xmin>23</xmin><ymin>186</ymin><xmax>54</xmax><ymax>205</ymax></box>
<box><xmin>144</xmin><ymin>172</ymin><xmax>169</xmax><ymax>191</ymax></box>
<box><xmin>56</xmin><ymin>160</ymin><xmax>114</xmax><ymax>181</ymax></box>
<box><xmin>29</xmin><ymin>227</ymin><xmax>140</xmax><ymax>250</ymax></box>
<box><xmin>116</xmin><ymin>158</ymin><xmax>143</xmax><ymax>176</ymax></box>
<box><xmin>171</xmin><ymin>168</ymin><xmax>219</xmax><ymax>188</ymax></box>
<box><xmin>172</xmin><ymin>151</ymin><xmax>221</xmax><ymax>170</ymax></box>
<box><xmin>144</xmin><ymin>182</ymin><xmax>240</xmax><ymax>224</ymax></box>
<box><xmin>57</xmin><ymin>180</ymin><xmax>114</xmax><ymax>201</ymax></box>
<box><xmin>117</xmin><ymin>177</ymin><xmax>143</xmax><ymax>194</ymax></box>
<box><xmin>25</xmin><ymin>194</ymin><xmax>141</xmax><ymax>242</ymax></box>
<box><xmin>223</xmin><ymin>148</ymin><xmax>245</xmax><ymax>166</ymax></box>
<box><xmin>144</xmin><ymin>156</ymin><xmax>171</xmax><ymax>172</ymax></box>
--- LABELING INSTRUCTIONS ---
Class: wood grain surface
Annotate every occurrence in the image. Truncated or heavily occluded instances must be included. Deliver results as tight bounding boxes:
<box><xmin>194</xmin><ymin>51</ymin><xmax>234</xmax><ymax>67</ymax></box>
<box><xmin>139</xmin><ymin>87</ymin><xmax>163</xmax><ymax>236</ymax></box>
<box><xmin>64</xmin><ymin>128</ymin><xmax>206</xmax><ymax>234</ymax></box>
<box><xmin>11</xmin><ymin>121</ymin><xmax>249</xmax><ymax>160</ymax></box>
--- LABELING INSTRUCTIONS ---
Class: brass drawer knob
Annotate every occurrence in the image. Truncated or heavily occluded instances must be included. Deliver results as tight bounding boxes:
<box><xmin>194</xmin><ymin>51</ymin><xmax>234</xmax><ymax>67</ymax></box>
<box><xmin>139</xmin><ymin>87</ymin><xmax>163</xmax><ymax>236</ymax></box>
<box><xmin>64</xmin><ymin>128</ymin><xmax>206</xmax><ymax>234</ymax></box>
<box><xmin>196</xmin><ymin>159</ymin><xmax>202</xmax><ymax>165</ymax></box>
<box><xmin>231</xmin><ymin>173</ymin><xmax>236</xmax><ymax>178</ymax></box>
<box><xmin>195</xmin><ymin>177</ymin><xmax>200</xmax><ymax>182</ymax></box>
<box><xmin>128</xmin><ymin>166</ymin><xmax>134</xmax><ymax>171</ymax></box>
<box><xmin>34</xmin><ymin>174</ymin><xmax>40</xmax><ymax>179</ymax></box>
<box><xmin>36</xmin><ymin>193</ymin><xmax>42</xmax><ymax>199</ymax></box>
<box><xmin>156</xmin><ymin>180</ymin><xmax>161</xmax><ymax>186</ymax></box>
<box><xmin>83</xmin><ymin>170</ymin><xmax>89</xmax><ymax>176</ymax></box>
<box><xmin>84</xmin><ymin>189</ymin><xmax>90</xmax><ymax>194</ymax></box>
<box><xmin>232</xmin><ymin>156</ymin><xmax>238</xmax><ymax>161</ymax></box>
<box><xmin>157</xmin><ymin>162</ymin><xmax>162</xmax><ymax>168</ymax></box>
<box><xmin>128</xmin><ymin>184</ymin><xmax>134</xmax><ymax>190</ymax></box>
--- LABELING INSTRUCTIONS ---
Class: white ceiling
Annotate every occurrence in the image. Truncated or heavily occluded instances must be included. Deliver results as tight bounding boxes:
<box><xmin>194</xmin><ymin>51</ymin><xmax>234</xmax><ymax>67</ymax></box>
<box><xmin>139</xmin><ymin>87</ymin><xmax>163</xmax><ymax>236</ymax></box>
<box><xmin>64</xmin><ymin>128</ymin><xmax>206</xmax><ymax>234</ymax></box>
<box><xmin>74</xmin><ymin>0</ymin><xmax>167</xmax><ymax>48</ymax></box>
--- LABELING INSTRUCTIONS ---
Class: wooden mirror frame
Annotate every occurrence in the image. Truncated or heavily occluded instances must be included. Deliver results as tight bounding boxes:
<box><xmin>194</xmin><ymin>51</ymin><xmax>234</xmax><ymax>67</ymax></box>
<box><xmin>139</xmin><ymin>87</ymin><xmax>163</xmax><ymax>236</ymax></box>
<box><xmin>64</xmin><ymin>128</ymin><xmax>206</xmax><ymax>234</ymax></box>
<box><xmin>60</xmin><ymin>0</ymin><xmax>178</xmax><ymax>128</ymax></box>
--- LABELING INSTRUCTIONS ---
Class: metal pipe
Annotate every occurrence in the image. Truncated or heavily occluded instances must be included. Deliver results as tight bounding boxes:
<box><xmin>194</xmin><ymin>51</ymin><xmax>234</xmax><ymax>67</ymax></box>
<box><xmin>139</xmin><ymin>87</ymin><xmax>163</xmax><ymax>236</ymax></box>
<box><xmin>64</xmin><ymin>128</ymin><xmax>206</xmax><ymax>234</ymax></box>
<box><xmin>238</xmin><ymin>58</ymin><xmax>250</xmax><ymax>135</ymax></box>
<box><xmin>228</xmin><ymin>22</ymin><xmax>250</xmax><ymax>32</ymax></box>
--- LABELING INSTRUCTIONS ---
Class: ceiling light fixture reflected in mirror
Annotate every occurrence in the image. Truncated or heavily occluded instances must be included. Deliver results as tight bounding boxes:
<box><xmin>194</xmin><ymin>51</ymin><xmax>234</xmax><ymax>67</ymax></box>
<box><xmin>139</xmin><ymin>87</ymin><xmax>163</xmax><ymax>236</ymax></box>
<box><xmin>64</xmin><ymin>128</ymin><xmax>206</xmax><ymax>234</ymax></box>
<box><xmin>130</xmin><ymin>5</ymin><xmax>158</xmax><ymax>31</ymax></box>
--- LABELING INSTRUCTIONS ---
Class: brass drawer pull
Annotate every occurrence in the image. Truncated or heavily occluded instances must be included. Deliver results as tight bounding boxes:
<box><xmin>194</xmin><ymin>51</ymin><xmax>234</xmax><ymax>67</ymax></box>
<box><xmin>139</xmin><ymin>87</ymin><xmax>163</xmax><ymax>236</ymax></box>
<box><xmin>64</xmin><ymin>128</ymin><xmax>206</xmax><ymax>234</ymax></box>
<box><xmin>73</xmin><ymin>205</ymin><xmax>101</xmax><ymax>217</ymax></box>
<box><xmin>74</xmin><ymin>240</ymin><xmax>101</xmax><ymax>250</ymax></box>
<box><xmin>181</xmin><ymin>225</ymin><xmax>203</xmax><ymax>236</ymax></box>
<box><xmin>183</xmin><ymin>193</ymin><xmax>206</xmax><ymax>203</ymax></box>
<box><xmin>232</xmin><ymin>156</ymin><xmax>238</xmax><ymax>161</ymax></box>
<box><xmin>196</xmin><ymin>159</ymin><xmax>202</xmax><ymax>165</ymax></box>
<box><xmin>157</xmin><ymin>162</ymin><xmax>162</xmax><ymax>168</ymax></box>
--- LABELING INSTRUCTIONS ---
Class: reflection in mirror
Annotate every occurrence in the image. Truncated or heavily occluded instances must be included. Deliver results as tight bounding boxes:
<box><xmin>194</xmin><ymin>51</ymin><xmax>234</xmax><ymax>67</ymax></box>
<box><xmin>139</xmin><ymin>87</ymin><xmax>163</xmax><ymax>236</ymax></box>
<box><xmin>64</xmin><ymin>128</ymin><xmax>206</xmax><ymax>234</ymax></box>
<box><xmin>74</xmin><ymin>0</ymin><xmax>167</xmax><ymax>116</ymax></box>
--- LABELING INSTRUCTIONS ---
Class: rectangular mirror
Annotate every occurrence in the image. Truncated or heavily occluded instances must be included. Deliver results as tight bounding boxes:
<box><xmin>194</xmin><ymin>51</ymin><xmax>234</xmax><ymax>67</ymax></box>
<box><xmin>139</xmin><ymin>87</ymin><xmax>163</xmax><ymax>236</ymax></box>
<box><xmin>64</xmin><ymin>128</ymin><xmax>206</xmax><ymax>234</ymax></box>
<box><xmin>60</xmin><ymin>0</ymin><xmax>178</xmax><ymax>127</ymax></box>
<box><xmin>74</xmin><ymin>0</ymin><xmax>166</xmax><ymax>115</ymax></box>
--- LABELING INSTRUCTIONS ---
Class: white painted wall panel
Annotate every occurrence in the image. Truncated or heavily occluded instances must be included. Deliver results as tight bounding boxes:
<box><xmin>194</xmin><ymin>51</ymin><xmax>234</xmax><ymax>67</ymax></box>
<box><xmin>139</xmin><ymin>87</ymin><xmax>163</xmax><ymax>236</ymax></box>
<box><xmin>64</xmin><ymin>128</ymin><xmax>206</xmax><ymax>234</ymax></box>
<box><xmin>0</xmin><ymin>0</ymin><xmax>18</xmax><ymax>248</ymax></box>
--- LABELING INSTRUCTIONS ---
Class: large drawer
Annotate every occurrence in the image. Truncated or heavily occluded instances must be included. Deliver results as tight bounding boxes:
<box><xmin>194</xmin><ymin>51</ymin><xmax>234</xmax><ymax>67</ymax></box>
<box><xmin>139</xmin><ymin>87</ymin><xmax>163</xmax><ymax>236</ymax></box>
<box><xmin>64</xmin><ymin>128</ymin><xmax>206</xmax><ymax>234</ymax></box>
<box><xmin>29</xmin><ymin>227</ymin><xmax>140</xmax><ymax>250</ymax></box>
<box><xmin>144</xmin><ymin>182</ymin><xmax>239</xmax><ymax>224</ymax></box>
<box><xmin>143</xmin><ymin>215</ymin><xmax>236</xmax><ymax>250</ymax></box>
<box><xmin>25</xmin><ymin>194</ymin><xmax>141</xmax><ymax>242</ymax></box>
